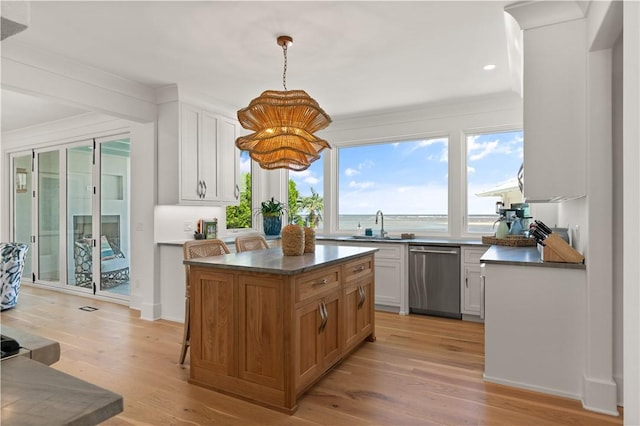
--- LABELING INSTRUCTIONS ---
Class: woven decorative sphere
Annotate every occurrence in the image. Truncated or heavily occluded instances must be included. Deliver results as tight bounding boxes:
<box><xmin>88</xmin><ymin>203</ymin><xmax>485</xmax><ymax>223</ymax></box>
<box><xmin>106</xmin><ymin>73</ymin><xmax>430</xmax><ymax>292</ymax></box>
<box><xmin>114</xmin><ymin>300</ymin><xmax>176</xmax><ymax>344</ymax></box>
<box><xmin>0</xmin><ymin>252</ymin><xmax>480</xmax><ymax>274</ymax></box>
<box><xmin>281</xmin><ymin>224</ymin><xmax>304</xmax><ymax>256</ymax></box>
<box><xmin>304</xmin><ymin>227</ymin><xmax>316</xmax><ymax>253</ymax></box>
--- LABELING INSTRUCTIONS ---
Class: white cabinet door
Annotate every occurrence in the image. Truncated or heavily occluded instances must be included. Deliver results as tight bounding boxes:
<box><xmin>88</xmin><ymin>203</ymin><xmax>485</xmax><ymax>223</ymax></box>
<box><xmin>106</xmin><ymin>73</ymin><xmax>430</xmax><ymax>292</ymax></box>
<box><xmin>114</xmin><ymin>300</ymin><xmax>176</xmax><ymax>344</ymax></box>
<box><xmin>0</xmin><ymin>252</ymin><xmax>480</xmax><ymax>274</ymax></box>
<box><xmin>374</xmin><ymin>259</ymin><xmax>401</xmax><ymax>307</ymax></box>
<box><xmin>522</xmin><ymin>18</ymin><xmax>586</xmax><ymax>202</ymax></box>
<box><xmin>217</xmin><ymin>116</ymin><xmax>240</xmax><ymax>204</ymax></box>
<box><xmin>462</xmin><ymin>265</ymin><xmax>482</xmax><ymax>315</ymax></box>
<box><xmin>199</xmin><ymin>111</ymin><xmax>219</xmax><ymax>201</ymax></box>
<box><xmin>180</xmin><ymin>104</ymin><xmax>202</xmax><ymax>201</ymax></box>
<box><xmin>460</xmin><ymin>247</ymin><xmax>487</xmax><ymax>318</ymax></box>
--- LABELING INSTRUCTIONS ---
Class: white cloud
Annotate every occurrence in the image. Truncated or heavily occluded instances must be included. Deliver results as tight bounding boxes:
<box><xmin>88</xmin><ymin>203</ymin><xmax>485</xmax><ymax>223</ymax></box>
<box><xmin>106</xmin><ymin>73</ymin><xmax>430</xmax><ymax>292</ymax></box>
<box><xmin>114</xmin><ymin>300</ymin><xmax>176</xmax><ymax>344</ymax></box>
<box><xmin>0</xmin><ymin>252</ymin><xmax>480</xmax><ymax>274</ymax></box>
<box><xmin>239</xmin><ymin>155</ymin><xmax>251</xmax><ymax>173</ymax></box>
<box><xmin>469</xmin><ymin>139</ymin><xmax>499</xmax><ymax>161</ymax></box>
<box><xmin>304</xmin><ymin>176</ymin><xmax>320</xmax><ymax>185</ymax></box>
<box><xmin>468</xmin><ymin>166</ymin><xmax>476</xmax><ymax>174</ymax></box>
<box><xmin>439</xmin><ymin>147</ymin><xmax>448</xmax><ymax>163</ymax></box>
<box><xmin>348</xmin><ymin>180</ymin><xmax>375</xmax><ymax>190</ymax></box>
<box><xmin>345</xmin><ymin>168</ymin><xmax>360</xmax><ymax>177</ymax></box>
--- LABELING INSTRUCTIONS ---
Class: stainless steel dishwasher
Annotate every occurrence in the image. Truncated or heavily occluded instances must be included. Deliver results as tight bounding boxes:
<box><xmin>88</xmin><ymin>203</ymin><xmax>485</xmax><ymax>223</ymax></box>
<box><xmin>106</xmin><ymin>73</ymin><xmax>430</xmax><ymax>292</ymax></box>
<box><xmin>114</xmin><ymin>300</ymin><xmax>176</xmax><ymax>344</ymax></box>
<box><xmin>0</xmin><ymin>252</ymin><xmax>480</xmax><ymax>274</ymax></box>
<box><xmin>408</xmin><ymin>245</ymin><xmax>461</xmax><ymax>319</ymax></box>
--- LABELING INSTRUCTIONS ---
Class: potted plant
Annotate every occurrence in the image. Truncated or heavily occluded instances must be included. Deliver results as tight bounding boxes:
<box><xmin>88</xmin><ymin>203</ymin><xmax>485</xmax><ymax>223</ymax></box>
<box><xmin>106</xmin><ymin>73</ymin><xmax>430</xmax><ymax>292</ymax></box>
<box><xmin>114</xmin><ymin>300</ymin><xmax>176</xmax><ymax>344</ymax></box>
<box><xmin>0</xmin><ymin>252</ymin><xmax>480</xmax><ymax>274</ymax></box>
<box><xmin>256</xmin><ymin>197</ymin><xmax>287</xmax><ymax>236</ymax></box>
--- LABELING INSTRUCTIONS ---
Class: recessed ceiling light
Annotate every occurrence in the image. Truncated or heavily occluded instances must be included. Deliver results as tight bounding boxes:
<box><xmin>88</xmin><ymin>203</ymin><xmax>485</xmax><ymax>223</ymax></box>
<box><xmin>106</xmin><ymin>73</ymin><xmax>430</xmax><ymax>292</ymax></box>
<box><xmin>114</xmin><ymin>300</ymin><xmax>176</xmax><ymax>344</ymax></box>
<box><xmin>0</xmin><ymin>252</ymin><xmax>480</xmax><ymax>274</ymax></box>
<box><xmin>483</xmin><ymin>64</ymin><xmax>496</xmax><ymax>71</ymax></box>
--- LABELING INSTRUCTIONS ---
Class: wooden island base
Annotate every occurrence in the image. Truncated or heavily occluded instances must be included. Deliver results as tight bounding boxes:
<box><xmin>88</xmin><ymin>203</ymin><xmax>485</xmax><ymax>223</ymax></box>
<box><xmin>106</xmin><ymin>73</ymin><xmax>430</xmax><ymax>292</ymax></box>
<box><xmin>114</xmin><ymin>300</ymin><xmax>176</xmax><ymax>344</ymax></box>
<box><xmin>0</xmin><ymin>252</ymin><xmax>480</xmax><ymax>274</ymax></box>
<box><xmin>185</xmin><ymin>246</ymin><xmax>377</xmax><ymax>413</ymax></box>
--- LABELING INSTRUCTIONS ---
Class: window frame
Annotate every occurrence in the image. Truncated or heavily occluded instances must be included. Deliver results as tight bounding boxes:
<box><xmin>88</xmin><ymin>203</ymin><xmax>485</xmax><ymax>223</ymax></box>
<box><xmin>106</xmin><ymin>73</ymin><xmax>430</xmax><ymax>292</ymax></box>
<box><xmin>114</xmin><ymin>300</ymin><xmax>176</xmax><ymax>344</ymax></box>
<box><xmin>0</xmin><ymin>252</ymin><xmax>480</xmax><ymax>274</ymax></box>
<box><xmin>461</xmin><ymin>126</ymin><xmax>524</xmax><ymax>237</ymax></box>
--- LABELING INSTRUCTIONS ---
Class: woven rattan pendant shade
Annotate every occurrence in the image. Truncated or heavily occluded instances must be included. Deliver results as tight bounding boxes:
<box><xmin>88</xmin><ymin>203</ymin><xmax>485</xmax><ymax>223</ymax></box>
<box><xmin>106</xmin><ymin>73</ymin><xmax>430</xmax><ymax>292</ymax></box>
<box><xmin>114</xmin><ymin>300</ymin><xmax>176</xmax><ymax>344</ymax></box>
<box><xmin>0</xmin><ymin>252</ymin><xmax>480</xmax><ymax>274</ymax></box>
<box><xmin>235</xmin><ymin>37</ymin><xmax>331</xmax><ymax>171</ymax></box>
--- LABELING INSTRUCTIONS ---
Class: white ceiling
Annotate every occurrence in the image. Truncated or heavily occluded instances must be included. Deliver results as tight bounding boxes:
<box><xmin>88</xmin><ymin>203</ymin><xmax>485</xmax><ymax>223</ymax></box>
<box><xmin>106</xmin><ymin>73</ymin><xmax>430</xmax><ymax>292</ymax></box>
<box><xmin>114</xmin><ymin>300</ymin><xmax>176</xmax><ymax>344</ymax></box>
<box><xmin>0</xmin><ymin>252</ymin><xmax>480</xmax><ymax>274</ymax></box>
<box><xmin>1</xmin><ymin>1</ymin><xmax>519</xmax><ymax>132</ymax></box>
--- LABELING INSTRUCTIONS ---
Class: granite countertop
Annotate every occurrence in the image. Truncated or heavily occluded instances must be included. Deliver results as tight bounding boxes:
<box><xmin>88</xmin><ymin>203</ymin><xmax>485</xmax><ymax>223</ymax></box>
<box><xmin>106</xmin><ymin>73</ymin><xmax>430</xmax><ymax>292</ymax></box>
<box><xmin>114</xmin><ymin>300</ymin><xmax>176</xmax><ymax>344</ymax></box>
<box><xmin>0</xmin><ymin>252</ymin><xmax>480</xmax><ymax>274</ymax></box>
<box><xmin>480</xmin><ymin>245</ymin><xmax>586</xmax><ymax>269</ymax></box>
<box><xmin>158</xmin><ymin>234</ymin><xmax>487</xmax><ymax>247</ymax></box>
<box><xmin>157</xmin><ymin>234</ymin><xmax>280</xmax><ymax>247</ymax></box>
<box><xmin>184</xmin><ymin>245</ymin><xmax>378</xmax><ymax>275</ymax></box>
<box><xmin>316</xmin><ymin>235</ymin><xmax>487</xmax><ymax>246</ymax></box>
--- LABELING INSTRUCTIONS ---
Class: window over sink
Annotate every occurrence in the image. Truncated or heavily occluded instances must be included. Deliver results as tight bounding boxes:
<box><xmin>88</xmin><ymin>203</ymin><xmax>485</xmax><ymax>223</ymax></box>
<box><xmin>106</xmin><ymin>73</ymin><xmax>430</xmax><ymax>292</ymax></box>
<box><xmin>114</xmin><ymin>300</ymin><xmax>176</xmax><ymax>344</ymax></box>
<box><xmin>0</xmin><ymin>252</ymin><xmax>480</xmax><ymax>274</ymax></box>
<box><xmin>337</xmin><ymin>137</ymin><xmax>449</xmax><ymax>233</ymax></box>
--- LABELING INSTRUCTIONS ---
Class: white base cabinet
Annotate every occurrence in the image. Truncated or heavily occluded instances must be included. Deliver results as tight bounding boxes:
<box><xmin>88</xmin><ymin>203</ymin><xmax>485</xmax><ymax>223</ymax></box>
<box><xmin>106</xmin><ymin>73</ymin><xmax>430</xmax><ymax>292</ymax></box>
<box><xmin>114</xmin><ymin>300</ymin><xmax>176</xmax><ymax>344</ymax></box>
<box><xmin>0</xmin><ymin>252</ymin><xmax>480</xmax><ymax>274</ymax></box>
<box><xmin>158</xmin><ymin>101</ymin><xmax>240</xmax><ymax>206</ymax></box>
<box><xmin>460</xmin><ymin>246</ymin><xmax>488</xmax><ymax>319</ymax></box>
<box><xmin>483</xmin><ymin>262</ymin><xmax>586</xmax><ymax>400</ymax></box>
<box><xmin>317</xmin><ymin>240</ymin><xmax>407</xmax><ymax>314</ymax></box>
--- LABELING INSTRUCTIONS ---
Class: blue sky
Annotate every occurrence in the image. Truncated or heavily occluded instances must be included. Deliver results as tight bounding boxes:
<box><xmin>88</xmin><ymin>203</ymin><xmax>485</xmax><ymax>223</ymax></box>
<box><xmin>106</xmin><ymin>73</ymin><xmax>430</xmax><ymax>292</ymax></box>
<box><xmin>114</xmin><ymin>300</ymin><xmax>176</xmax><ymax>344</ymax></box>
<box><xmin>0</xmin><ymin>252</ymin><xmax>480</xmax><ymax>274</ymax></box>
<box><xmin>264</xmin><ymin>130</ymin><xmax>523</xmax><ymax>215</ymax></box>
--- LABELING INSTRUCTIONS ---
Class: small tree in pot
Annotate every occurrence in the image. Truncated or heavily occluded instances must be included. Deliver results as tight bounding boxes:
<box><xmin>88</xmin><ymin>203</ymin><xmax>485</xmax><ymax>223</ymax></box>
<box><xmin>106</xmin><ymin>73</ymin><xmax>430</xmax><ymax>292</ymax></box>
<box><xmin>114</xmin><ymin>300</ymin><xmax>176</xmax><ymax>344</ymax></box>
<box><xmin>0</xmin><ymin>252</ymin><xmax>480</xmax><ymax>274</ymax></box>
<box><xmin>256</xmin><ymin>197</ymin><xmax>287</xmax><ymax>236</ymax></box>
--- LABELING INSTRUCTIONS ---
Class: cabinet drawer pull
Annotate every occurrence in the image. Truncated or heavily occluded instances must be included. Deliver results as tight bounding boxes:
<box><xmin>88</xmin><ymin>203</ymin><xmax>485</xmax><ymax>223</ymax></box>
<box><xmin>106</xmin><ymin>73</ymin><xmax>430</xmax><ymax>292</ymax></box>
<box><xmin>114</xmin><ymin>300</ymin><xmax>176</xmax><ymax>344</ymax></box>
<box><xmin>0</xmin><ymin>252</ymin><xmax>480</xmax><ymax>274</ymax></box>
<box><xmin>318</xmin><ymin>302</ymin><xmax>328</xmax><ymax>332</ymax></box>
<box><xmin>354</xmin><ymin>265</ymin><xmax>366</xmax><ymax>273</ymax></box>
<box><xmin>357</xmin><ymin>286</ymin><xmax>366</xmax><ymax>308</ymax></box>
<box><xmin>312</xmin><ymin>278</ymin><xmax>328</xmax><ymax>286</ymax></box>
<box><xmin>202</xmin><ymin>180</ymin><xmax>207</xmax><ymax>197</ymax></box>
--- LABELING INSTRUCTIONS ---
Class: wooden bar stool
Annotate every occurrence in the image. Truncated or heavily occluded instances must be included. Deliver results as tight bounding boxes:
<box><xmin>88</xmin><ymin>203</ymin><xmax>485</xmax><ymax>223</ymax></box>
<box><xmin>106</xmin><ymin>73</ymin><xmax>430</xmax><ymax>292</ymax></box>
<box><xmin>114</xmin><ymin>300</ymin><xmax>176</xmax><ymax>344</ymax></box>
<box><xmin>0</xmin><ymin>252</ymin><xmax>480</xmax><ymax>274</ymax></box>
<box><xmin>180</xmin><ymin>239</ymin><xmax>230</xmax><ymax>364</ymax></box>
<box><xmin>234</xmin><ymin>235</ymin><xmax>270</xmax><ymax>253</ymax></box>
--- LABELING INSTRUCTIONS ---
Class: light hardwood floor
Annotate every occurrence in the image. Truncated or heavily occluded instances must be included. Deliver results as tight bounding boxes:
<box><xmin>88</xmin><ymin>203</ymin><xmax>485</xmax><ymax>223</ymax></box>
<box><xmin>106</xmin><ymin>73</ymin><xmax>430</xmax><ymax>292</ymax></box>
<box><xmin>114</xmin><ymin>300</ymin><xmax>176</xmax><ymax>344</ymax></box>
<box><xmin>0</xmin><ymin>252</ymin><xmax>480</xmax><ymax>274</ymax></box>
<box><xmin>2</xmin><ymin>286</ymin><xmax>623</xmax><ymax>425</ymax></box>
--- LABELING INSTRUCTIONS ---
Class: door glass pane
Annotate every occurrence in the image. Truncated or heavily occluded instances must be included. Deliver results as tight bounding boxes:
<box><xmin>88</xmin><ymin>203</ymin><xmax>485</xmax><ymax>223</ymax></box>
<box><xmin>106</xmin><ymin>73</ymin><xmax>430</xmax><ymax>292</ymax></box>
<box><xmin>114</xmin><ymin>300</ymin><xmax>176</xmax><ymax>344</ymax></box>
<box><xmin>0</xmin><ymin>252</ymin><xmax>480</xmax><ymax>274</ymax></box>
<box><xmin>13</xmin><ymin>155</ymin><xmax>33</xmax><ymax>277</ymax></box>
<box><xmin>67</xmin><ymin>145</ymin><xmax>94</xmax><ymax>288</ymax></box>
<box><xmin>100</xmin><ymin>138</ymin><xmax>130</xmax><ymax>295</ymax></box>
<box><xmin>38</xmin><ymin>151</ymin><xmax>60</xmax><ymax>281</ymax></box>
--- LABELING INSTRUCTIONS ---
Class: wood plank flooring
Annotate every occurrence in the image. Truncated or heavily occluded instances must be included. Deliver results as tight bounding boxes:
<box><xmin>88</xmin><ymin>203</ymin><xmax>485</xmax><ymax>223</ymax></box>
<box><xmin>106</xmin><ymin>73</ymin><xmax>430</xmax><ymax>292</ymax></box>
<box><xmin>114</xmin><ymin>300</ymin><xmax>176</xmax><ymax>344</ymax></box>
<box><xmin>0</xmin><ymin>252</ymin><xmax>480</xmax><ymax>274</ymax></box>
<box><xmin>1</xmin><ymin>286</ymin><xmax>623</xmax><ymax>425</ymax></box>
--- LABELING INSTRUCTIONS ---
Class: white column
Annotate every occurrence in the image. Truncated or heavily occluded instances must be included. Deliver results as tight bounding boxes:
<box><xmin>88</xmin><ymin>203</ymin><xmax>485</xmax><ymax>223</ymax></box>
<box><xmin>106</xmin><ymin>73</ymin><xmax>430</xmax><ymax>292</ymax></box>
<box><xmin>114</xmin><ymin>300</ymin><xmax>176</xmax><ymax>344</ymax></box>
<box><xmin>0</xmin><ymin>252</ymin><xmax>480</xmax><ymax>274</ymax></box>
<box><xmin>582</xmin><ymin>48</ymin><xmax>617</xmax><ymax>415</ymax></box>
<box><xmin>623</xmin><ymin>1</ymin><xmax>640</xmax><ymax>423</ymax></box>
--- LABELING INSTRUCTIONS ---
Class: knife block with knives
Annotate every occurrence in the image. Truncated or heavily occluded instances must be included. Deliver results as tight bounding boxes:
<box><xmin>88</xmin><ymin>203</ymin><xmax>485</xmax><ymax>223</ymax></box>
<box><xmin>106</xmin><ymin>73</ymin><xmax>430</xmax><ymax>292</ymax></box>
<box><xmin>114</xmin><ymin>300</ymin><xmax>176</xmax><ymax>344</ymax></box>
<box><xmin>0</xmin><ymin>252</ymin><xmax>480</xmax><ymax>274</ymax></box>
<box><xmin>531</xmin><ymin>220</ymin><xmax>585</xmax><ymax>264</ymax></box>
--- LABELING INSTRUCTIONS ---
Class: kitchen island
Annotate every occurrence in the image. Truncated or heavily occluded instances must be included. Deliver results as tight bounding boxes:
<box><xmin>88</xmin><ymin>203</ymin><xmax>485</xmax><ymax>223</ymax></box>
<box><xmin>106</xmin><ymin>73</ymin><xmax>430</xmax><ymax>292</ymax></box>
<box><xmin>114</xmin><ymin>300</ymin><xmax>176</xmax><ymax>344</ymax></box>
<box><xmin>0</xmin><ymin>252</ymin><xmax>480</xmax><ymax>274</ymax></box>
<box><xmin>184</xmin><ymin>245</ymin><xmax>377</xmax><ymax>413</ymax></box>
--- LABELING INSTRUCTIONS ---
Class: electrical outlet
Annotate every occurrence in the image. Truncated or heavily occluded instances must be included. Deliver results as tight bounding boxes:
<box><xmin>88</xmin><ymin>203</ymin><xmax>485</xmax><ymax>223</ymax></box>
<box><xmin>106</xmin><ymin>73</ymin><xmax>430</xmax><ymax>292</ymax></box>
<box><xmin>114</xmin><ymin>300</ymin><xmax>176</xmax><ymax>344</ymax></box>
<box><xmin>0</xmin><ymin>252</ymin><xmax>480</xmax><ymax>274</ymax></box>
<box><xmin>183</xmin><ymin>221</ymin><xmax>193</xmax><ymax>232</ymax></box>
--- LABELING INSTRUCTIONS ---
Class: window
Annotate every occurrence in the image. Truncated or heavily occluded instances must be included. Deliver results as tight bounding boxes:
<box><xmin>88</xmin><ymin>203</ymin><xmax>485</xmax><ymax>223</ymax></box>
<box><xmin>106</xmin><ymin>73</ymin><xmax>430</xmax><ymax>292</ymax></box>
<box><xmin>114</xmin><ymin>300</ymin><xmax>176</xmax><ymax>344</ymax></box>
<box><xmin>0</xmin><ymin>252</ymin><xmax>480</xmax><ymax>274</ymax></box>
<box><xmin>289</xmin><ymin>152</ymin><xmax>325</xmax><ymax>230</ymax></box>
<box><xmin>338</xmin><ymin>138</ymin><xmax>449</xmax><ymax>233</ymax></box>
<box><xmin>466</xmin><ymin>130</ymin><xmax>524</xmax><ymax>233</ymax></box>
<box><xmin>226</xmin><ymin>151</ymin><xmax>252</xmax><ymax>229</ymax></box>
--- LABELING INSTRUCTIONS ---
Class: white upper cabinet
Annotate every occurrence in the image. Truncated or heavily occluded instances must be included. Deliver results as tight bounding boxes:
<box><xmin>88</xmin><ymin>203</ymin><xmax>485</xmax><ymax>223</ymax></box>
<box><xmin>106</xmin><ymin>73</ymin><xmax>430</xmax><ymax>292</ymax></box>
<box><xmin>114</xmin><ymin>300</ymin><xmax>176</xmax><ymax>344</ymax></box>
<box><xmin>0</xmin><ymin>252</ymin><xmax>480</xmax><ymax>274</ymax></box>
<box><xmin>158</xmin><ymin>101</ymin><xmax>240</xmax><ymax>205</ymax></box>
<box><xmin>508</xmin><ymin>3</ymin><xmax>588</xmax><ymax>202</ymax></box>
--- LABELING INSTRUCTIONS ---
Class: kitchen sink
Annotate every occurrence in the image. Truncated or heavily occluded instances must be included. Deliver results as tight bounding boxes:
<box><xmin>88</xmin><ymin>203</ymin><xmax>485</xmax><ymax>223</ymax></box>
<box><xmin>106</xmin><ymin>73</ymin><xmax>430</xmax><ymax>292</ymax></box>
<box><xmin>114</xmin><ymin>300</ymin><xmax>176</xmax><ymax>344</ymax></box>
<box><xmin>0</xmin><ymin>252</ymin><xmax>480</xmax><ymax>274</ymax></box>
<box><xmin>348</xmin><ymin>235</ymin><xmax>404</xmax><ymax>241</ymax></box>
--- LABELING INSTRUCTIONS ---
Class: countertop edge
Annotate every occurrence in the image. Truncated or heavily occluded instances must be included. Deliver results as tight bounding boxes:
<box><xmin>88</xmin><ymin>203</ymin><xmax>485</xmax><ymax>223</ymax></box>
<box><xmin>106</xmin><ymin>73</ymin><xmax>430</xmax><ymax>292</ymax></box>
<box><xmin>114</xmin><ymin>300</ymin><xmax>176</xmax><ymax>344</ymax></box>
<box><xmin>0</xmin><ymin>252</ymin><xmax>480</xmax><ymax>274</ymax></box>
<box><xmin>184</xmin><ymin>246</ymin><xmax>379</xmax><ymax>275</ymax></box>
<box><xmin>480</xmin><ymin>245</ymin><xmax>586</xmax><ymax>270</ymax></box>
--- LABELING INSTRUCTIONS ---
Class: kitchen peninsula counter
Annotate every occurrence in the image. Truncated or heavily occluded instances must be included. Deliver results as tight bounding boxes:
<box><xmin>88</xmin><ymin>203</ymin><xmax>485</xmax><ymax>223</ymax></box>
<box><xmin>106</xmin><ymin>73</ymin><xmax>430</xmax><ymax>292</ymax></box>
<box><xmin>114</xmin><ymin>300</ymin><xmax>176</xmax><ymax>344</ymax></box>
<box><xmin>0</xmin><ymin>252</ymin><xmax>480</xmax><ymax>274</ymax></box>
<box><xmin>185</xmin><ymin>245</ymin><xmax>377</xmax><ymax>413</ymax></box>
<box><xmin>480</xmin><ymin>245</ymin><xmax>586</xmax><ymax>269</ymax></box>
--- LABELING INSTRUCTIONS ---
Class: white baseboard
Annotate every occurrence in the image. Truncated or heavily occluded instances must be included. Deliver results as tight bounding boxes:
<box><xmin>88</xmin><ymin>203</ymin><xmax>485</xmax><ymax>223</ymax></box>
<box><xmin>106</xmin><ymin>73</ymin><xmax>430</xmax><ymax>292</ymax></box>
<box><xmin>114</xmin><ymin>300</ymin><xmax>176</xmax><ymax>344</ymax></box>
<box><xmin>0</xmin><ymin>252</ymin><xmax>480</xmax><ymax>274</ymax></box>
<box><xmin>582</xmin><ymin>375</ymin><xmax>620</xmax><ymax>416</ymax></box>
<box><xmin>613</xmin><ymin>374</ymin><xmax>623</xmax><ymax>407</ymax></box>
<box><xmin>483</xmin><ymin>373</ymin><xmax>581</xmax><ymax>401</ymax></box>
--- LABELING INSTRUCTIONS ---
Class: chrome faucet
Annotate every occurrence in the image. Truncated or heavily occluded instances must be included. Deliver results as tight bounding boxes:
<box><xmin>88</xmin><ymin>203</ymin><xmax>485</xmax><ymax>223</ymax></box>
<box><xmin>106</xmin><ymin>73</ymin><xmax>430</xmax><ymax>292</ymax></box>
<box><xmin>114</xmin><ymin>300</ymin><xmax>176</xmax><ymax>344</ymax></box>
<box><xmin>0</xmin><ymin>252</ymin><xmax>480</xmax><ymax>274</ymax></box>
<box><xmin>375</xmin><ymin>210</ymin><xmax>386</xmax><ymax>237</ymax></box>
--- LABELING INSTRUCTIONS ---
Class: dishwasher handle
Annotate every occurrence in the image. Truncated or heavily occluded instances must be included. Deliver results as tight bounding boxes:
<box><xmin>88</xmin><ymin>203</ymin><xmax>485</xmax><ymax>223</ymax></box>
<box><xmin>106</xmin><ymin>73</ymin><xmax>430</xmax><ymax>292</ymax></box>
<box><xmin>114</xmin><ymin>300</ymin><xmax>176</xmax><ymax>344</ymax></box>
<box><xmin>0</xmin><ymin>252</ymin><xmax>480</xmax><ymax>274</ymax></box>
<box><xmin>409</xmin><ymin>248</ymin><xmax>459</xmax><ymax>255</ymax></box>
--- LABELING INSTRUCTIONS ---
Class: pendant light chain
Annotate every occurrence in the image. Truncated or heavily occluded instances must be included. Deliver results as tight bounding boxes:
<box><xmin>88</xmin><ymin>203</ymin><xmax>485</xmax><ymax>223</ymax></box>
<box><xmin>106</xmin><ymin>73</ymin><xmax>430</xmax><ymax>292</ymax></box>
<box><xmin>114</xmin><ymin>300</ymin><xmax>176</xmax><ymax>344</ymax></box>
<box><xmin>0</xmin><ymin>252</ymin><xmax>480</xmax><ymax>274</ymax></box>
<box><xmin>282</xmin><ymin>43</ymin><xmax>288</xmax><ymax>91</ymax></box>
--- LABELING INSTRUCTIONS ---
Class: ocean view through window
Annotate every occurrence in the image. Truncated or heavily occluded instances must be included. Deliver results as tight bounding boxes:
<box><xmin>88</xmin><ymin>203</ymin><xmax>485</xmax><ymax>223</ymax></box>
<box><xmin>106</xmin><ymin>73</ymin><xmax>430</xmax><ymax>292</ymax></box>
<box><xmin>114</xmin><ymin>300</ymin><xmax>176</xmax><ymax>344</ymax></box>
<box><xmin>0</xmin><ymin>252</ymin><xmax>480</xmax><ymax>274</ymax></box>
<box><xmin>338</xmin><ymin>138</ymin><xmax>449</xmax><ymax>233</ymax></box>
<box><xmin>466</xmin><ymin>130</ymin><xmax>524</xmax><ymax>233</ymax></box>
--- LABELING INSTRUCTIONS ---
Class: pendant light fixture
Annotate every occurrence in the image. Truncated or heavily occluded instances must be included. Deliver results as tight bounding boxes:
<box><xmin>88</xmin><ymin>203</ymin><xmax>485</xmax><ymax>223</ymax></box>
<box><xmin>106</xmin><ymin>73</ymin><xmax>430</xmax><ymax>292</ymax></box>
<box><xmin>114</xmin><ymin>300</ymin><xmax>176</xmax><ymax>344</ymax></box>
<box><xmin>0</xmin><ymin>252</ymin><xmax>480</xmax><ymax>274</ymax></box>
<box><xmin>235</xmin><ymin>35</ymin><xmax>332</xmax><ymax>171</ymax></box>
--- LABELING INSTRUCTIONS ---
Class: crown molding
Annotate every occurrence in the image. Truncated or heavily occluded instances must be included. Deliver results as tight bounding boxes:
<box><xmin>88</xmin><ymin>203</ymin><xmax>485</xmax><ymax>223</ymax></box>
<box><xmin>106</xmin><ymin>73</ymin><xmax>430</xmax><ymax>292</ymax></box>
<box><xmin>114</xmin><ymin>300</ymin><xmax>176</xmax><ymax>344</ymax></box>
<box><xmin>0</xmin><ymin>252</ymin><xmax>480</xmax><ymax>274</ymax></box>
<box><xmin>505</xmin><ymin>1</ymin><xmax>587</xmax><ymax>30</ymax></box>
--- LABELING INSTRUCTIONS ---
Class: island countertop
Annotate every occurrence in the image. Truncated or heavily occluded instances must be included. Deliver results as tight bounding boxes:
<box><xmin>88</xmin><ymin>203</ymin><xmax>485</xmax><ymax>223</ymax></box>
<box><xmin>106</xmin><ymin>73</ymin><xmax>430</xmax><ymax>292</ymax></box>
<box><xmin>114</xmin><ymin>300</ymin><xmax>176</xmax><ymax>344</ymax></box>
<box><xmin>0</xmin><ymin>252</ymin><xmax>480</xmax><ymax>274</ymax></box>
<box><xmin>183</xmin><ymin>245</ymin><xmax>378</xmax><ymax>275</ymax></box>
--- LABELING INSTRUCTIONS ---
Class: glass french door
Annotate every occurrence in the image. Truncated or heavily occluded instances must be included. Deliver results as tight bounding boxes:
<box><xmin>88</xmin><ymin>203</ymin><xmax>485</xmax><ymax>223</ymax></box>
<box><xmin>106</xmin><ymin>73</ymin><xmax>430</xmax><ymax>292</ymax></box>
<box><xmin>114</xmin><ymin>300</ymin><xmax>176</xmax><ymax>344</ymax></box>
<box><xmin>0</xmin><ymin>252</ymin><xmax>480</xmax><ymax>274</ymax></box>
<box><xmin>37</xmin><ymin>150</ymin><xmax>61</xmax><ymax>282</ymax></box>
<box><xmin>10</xmin><ymin>134</ymin><xmax>130</xmax><ymax>300</ymax></box>
<box><xmin>99</xmin><ymin>138</ymin><xmax>131</xmax><ymax>296</ymax></box>
<box><xmin>11</xmin><ymin>153</ymin><xmax>34</xmax><ymax>279</ymax></box>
